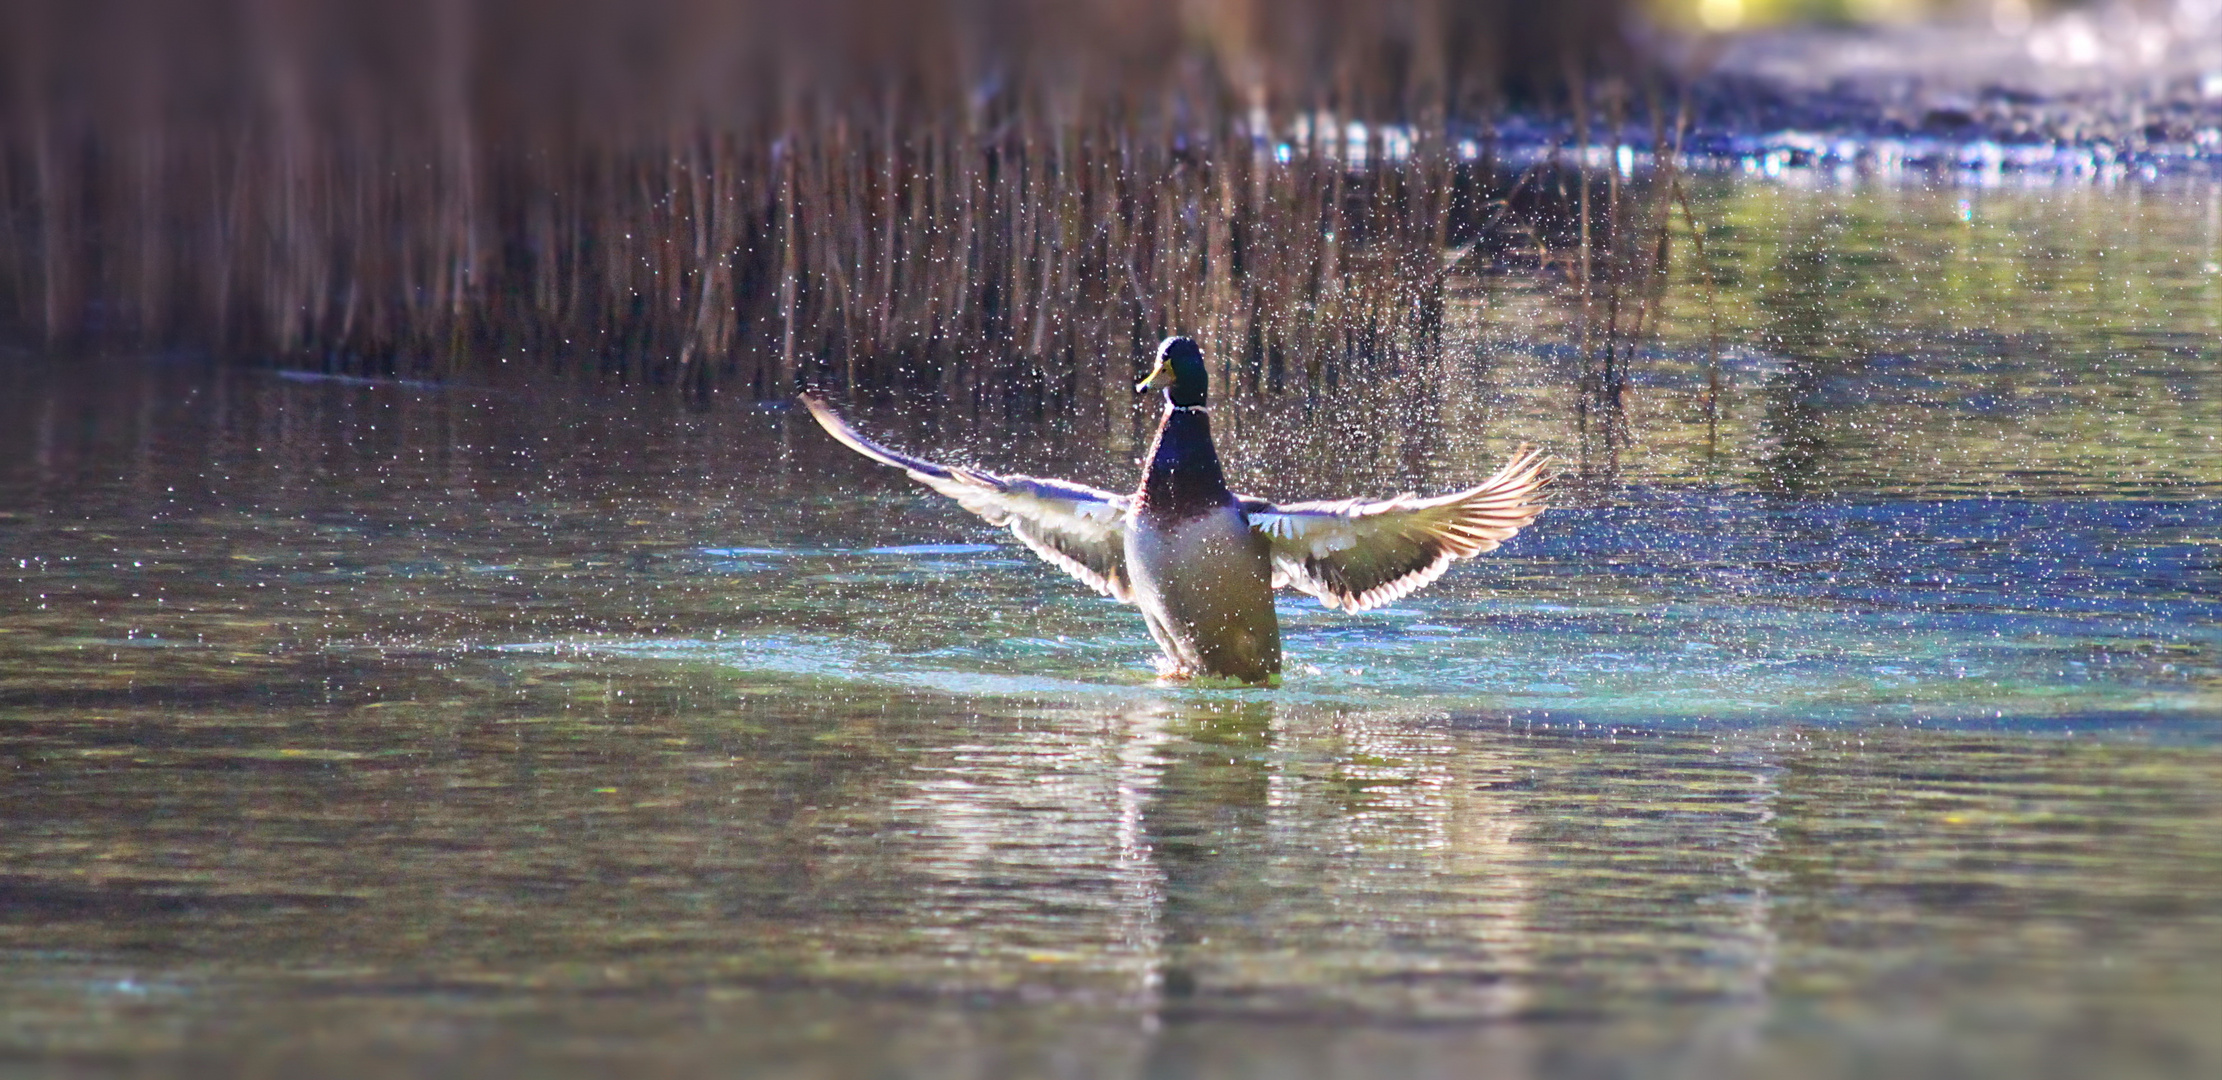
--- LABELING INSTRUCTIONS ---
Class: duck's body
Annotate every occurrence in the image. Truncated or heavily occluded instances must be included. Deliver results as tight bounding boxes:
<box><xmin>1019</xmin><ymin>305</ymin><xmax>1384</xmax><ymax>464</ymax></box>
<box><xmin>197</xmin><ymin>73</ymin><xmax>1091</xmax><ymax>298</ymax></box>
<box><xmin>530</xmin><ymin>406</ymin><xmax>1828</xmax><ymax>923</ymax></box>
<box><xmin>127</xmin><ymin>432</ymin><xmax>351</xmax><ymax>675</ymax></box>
<box><xmin>801</xmin><ymin>336</ymin><xmax>1550</xmax><ymax>684</ymax></box>
<box><xmin>1128</xmin><ymin>407</ymin><xmax>1281</xmax><ymax>681</ymax></box>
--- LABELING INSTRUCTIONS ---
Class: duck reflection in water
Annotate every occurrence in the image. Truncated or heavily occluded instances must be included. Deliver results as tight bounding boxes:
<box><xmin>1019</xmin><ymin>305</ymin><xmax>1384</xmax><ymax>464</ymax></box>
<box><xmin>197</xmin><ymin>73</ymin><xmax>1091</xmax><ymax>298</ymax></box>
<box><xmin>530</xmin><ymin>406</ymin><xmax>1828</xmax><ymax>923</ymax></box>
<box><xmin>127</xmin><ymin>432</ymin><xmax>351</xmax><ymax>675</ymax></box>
<box><xmin>803</xmin><ymin>335</ymin><xmax>1551</xmax><ymax>684</ymax></box>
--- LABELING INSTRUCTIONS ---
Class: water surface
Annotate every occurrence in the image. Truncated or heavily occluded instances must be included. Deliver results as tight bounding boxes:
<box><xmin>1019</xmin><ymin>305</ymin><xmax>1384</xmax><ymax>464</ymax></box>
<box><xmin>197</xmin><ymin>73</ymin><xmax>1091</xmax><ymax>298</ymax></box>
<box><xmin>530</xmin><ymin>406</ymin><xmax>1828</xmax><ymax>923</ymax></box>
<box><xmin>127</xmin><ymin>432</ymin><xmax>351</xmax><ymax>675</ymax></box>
<box><xmin>2</xmin><ymin>180</ymin><xmax>2219</xmax><ymax>1077</ymax></box>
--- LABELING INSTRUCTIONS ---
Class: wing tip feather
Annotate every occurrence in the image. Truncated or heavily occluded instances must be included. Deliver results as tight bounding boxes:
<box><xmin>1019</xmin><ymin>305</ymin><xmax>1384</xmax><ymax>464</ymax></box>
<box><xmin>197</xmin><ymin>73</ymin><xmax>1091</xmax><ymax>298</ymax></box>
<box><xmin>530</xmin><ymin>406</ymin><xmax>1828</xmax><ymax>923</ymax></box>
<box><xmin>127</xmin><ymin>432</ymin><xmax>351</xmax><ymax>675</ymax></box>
<box><xmin>800</xmin><ymin>390</ymin><xmax>970</xmax><ymax>483</ymax></box>
<box><xmin>1264</xmin><ymin>442</ymin><xmax>1555</xmax><ymax>612</ymax></box>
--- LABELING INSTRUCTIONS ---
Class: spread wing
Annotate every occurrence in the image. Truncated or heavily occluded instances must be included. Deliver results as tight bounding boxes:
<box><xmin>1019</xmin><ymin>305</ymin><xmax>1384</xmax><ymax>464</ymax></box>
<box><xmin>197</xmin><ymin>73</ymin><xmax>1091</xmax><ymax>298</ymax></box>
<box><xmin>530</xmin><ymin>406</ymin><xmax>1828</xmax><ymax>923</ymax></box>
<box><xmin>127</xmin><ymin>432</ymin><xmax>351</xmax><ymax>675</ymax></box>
<box><xmin>800</xmin><ymin>393</ymin><xmax>1133</xmax><ymax>601</ymax></box>
<box><xmin>1244</xmin><ymin>445</ymin><xmax>1550</xmax><ymax>612</ymax></box>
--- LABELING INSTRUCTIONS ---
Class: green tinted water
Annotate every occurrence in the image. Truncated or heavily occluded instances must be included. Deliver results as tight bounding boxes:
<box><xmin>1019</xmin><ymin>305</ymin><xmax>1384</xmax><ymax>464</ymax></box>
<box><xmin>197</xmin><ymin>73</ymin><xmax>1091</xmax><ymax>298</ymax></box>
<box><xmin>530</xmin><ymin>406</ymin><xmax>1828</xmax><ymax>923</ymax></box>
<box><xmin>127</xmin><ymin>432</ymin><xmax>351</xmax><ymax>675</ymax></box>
<box><xmin>2</xmin><ymin>181</ymin><xmax>2218</xmax><ymax>1077</ymax></box>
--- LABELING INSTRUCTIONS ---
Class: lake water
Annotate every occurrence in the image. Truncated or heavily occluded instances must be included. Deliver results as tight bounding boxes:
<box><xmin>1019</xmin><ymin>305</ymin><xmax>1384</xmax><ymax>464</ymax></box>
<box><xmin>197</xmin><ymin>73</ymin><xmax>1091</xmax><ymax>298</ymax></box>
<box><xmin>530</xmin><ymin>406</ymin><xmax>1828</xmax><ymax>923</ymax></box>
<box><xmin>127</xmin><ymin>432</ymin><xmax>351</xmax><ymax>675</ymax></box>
<box><xmin>2</xmin><ymin>179</ymin><xmax>2218</xmax><ymax>1077</ymax></box>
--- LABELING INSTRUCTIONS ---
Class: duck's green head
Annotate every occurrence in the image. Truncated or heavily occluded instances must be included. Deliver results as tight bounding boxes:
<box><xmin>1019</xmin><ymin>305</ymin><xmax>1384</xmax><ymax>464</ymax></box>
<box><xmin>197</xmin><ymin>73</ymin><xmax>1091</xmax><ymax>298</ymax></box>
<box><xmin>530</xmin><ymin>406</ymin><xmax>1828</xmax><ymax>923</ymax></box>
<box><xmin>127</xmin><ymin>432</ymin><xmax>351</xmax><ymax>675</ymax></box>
<box><xmin>1137</xmin><ymin>336</ymin><xmax>1208</xmax><ymax>407</ymax></box>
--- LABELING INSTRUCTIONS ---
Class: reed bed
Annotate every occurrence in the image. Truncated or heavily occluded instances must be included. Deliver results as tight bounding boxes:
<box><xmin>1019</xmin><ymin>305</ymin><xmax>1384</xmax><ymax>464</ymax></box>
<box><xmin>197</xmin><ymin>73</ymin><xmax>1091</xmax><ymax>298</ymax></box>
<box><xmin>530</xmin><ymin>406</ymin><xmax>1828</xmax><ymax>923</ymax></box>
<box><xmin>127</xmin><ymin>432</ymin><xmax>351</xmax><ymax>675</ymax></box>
<box><xmin>1</xmin><ymin>0</ymin><xmax>1643</xmax><ymax>425</ymax></box>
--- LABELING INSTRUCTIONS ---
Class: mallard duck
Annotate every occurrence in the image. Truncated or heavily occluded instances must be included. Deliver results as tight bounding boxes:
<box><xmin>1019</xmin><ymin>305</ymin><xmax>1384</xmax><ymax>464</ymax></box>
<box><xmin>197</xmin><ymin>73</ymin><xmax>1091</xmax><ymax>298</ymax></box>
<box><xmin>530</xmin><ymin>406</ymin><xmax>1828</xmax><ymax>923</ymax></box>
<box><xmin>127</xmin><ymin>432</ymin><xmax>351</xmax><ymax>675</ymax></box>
<box><xmin>801</xmin><ymin>335</ymin><xmax>1550</xmax><ymax>684</ymax></box>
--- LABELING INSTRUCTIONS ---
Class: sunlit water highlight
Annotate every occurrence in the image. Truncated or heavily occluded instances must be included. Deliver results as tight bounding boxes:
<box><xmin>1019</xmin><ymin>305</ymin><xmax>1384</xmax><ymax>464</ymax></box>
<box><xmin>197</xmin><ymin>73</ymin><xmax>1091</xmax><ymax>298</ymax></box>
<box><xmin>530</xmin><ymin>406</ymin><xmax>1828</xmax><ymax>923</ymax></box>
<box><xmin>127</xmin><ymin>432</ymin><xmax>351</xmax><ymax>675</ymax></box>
<box><xmin>1</xmin><ymin>182</ymin><xmax>2219</xmax><ymax>1077</ymax></box>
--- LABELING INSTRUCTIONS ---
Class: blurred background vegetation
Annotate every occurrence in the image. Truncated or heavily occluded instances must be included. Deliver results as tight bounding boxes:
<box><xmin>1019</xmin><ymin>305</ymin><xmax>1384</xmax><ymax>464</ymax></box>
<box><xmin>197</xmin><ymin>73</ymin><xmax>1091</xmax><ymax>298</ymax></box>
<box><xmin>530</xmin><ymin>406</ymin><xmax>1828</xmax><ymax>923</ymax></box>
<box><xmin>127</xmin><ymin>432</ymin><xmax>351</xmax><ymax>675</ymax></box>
<box><xmin>0</xmin><ymin>0</ymin><xmax>1625</xmax><ymax>396</ymax></box>
<box><xmin>0</xmin><ymin>0</ymin><xmax>2117</xmax><ymax>406</ymax></box>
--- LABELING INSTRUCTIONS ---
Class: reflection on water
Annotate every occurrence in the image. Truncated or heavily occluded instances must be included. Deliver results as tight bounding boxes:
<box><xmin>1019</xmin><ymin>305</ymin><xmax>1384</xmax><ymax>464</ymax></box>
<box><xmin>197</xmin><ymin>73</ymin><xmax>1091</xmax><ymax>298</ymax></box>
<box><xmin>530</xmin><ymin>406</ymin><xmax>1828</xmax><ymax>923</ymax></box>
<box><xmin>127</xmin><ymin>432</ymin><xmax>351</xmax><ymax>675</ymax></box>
<box><xmin>2</xmin><ymin>181</ymin><xmax>2221</xmax><ymax>1076</ymax></box>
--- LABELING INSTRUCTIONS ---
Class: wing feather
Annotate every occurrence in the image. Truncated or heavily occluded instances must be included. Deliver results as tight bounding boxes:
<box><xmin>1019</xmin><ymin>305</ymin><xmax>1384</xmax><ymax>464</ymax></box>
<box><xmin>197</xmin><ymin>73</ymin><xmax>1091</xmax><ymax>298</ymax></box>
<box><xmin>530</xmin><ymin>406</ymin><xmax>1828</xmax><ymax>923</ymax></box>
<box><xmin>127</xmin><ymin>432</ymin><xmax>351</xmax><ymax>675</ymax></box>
<box><xmin>801</xmin><ymin>393</ymin><xmax>1133</xmax><ymax>601</ymax></box>
<box><xmin>1245</xmin><ymin>445</ymin><xmax>1550</xmax><ymax>612</ymax></box>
